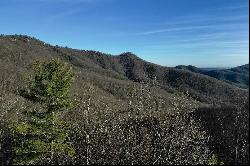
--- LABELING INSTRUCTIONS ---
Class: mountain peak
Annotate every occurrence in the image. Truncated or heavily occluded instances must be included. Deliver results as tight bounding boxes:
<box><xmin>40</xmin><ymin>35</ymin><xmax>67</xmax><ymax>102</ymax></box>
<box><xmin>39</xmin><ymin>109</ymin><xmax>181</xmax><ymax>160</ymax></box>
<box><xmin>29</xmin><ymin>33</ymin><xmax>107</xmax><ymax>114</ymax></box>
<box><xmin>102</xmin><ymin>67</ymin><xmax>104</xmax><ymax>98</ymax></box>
<box><xmin>119</xmin><ymin>52</ymin><xmax>141</xmax><ymax>60</ymax></box>
<box><xmin>175</xmin><ymin>65</ymin><xmax>202</xmax><ymax>73</ymax></box>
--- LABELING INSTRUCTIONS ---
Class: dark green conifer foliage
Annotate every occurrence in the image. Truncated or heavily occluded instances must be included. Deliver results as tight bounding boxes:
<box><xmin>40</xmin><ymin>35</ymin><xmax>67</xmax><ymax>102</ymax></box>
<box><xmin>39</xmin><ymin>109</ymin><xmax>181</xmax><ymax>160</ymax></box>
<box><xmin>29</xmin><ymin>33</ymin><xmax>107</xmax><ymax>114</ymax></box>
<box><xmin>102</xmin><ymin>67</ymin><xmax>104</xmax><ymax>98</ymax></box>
<box><xmin>13</xmin><ymin>58</ymin><xmax>75</xmax><ymax>165</ymax></box>
<box><xmin>30</xmin><ymin>58</ymin><xmax>74</xmax><ymax>111</ymax></box>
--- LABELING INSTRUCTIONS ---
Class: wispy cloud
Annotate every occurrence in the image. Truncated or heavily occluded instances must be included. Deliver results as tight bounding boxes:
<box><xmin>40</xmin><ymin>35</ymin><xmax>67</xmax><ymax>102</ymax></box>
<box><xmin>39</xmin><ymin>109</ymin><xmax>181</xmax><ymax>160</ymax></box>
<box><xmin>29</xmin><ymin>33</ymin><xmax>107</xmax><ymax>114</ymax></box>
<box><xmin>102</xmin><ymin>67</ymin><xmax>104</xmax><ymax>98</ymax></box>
<box><xmin>37</xmin><ymin>0</ymin><xmax>115</xmax><ymax>21</ymax></box>
<box><xmin>149</xmin><ymin>42</ymin><xmax>248</xmax><ymax>51</ymax></box>
<box><xmin>221</xmin><ymin>53</ymin><xmax>249</xmax><ymax>57</ymax></box>
<box><xmin>133</xmin><ymin>25</ymin><xmax>212</xmax><ymax>35</ymax></box>
<box><xmin>48</xmin><ymin>8</ymin><xmax>83</xmax><ymax>21</ymax></box>
<box><xmin>167</xmin><ymin>14</ymin><xmax>248</xmax><ymax>26</ymax></box>
<box><xmin>138</xmin><ymin>1</ymin><xmax>248</xmax><ymax>37</ymax></box>
<box><xmin>215</xmin><ymin>3</ymin><xmax>249</xmax><ymax>10</ymax></box>
<box><xmin>131</xmin><ymin>22</ymin><xmax>247</xmax><ymax>36</ymax></box>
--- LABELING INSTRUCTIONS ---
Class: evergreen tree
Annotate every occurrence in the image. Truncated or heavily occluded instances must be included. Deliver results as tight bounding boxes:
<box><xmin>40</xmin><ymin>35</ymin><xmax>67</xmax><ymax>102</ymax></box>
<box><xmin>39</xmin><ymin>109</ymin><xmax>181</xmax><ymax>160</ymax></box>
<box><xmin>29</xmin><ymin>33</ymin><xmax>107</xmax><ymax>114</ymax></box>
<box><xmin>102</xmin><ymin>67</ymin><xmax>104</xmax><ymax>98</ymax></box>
<box><xmin>13</xmin><ymin>58</ymin><xmax>75</xmax><ymax>165</ymax></box>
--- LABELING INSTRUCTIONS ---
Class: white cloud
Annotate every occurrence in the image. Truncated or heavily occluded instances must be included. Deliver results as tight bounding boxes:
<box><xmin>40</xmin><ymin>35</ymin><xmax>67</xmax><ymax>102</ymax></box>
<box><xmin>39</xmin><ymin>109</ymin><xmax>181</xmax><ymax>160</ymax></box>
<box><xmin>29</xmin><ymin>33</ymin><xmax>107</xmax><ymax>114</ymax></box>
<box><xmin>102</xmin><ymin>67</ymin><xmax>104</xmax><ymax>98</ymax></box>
<box><xmin>132</xmin><ymin>22</ymin><xmax>247</xmax><ymax>36</ymax></box>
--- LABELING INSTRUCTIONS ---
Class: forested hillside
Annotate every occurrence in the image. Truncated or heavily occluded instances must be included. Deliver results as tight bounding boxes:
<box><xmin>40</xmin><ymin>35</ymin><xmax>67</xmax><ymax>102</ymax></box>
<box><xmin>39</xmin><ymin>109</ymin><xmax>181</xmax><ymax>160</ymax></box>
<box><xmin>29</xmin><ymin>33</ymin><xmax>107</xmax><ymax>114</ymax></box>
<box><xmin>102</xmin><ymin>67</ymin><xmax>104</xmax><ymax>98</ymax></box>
<box><xmin>176</xmin><ymin>64</ymin><xmax>249</xmax><ymax>89</ymax></box>
<box><xmin>0</xmin><ymin>35</ymin><xmax>249</xmax><ymax>165</ymax></box>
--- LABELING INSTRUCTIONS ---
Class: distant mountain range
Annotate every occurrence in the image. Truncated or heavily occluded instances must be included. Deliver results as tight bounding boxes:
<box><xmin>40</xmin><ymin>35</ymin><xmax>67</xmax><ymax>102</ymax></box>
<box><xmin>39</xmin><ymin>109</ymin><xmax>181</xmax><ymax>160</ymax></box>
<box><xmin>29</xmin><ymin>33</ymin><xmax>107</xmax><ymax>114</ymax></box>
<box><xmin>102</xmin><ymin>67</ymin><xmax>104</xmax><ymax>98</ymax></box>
<box><xmin>176</xmin><ymin>64</ymin><xmax>249</xmax><ymax>89</ymax></box>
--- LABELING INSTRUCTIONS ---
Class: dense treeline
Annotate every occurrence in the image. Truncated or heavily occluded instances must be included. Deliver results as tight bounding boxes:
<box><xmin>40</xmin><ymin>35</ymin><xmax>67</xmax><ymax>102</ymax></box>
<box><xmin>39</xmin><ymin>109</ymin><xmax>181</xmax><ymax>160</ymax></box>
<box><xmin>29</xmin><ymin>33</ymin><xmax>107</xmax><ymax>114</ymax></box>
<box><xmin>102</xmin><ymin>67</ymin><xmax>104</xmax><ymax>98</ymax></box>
<box><xmin>176</xmin><ymin>64</ymin><xmax>249</xmax><ymax>89</ymax></box>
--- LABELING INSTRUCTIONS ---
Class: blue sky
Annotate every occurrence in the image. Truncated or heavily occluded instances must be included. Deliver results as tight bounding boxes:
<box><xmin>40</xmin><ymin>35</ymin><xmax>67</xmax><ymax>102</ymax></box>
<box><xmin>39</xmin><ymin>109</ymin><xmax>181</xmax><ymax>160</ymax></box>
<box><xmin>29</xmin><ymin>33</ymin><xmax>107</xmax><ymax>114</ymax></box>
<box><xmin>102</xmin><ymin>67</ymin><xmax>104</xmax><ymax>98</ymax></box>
<box><xmin>0</xmin><ymin>0</ymin><xmax>249</xmax><ymax>67</ymax></box>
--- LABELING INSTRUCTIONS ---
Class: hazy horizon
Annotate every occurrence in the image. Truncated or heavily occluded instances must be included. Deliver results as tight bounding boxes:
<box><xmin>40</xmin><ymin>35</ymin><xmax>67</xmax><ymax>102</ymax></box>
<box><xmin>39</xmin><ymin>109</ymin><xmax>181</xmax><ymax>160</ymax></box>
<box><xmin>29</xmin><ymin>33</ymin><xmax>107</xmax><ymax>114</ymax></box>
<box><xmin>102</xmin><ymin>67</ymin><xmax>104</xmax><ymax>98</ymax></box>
<box><xmin>0</xmin><ymin>0</ymin><xmax>249</xmax><ymax>67</ymax></box>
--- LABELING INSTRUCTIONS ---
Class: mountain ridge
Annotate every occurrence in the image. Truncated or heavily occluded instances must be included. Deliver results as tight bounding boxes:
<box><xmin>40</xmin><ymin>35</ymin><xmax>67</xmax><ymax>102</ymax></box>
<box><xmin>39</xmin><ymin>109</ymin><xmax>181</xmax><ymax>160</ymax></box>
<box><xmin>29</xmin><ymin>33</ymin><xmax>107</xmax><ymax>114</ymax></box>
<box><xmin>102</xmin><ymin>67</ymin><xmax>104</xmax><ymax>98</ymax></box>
<box><xmin>0</xmin><ymin>34</ymin><xmax>247</xmax><ymax>105</ymax></box>
<box><xmin>176</xmin><ymin>64</ymin><xmax>249</xmax><ymax>89</ymax></box>
<box><xmin>0</xmin><ymin>34</ymin><xmax>249</xmax><ymax>165</ymax></box>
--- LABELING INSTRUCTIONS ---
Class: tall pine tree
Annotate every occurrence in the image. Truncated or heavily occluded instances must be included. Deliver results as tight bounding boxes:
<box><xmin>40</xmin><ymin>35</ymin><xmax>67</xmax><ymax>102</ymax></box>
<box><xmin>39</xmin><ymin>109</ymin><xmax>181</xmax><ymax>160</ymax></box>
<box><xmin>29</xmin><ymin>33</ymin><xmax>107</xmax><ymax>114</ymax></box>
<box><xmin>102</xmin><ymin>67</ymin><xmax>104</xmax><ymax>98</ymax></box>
<box><xmin>13</xmin><ymin>58</ymin><xmax>75</xmax><ymax>165</ymax></box>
